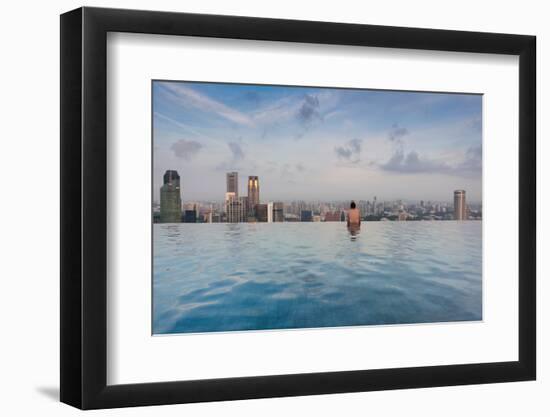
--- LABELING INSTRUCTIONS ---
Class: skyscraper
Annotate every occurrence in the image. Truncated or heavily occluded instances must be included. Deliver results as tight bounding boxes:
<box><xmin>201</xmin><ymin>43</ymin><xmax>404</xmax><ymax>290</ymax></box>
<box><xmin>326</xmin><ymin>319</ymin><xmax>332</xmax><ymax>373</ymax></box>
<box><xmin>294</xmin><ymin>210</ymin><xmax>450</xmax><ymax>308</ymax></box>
<box><xmin>454</xmin><ymin>190</ymin><xmax>467</xmax><ymax>220</ymax></box>
<box><xmin>256</xmin><ymin>204</ymin><xmax>268</xmax><ymax>222</ymax></box>
<box><xmin>247</xmin><ymin>175</ymin><xmax>259</xmax><ymax>207</ymax></box>
<box><xmin>226</xmin><ymin>172</ymin><xmax>239</xmax><ymax>197</ymax></box>
<box><xmin>225</xmin><ymin>192</ymin><xmax>242</xmax><ymax>223</ymax></box>
<box><xmin>238</xmin><ymin>196</ymin><xmax>249</xmax><ymax>222</ymax></box>
<box><xmin>273</xmin><ymin>202</ymin><xmax>284</xmax><ymax>222</ymax></box>
<box><xmin>267</xmin><ymin>202</ymin><xmax>274</xmax><ymax>223</ymax></box>
<box><xmin>160</xmin><ymin>170</ymin><xmax>182</xmax><ymax>223</ymax></box>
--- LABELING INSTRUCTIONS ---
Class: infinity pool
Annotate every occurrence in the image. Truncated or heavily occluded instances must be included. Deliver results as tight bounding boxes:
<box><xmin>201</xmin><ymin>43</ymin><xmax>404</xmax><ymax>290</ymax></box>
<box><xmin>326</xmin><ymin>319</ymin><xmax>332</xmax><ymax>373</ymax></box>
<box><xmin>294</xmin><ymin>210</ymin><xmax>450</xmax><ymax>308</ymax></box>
<box><xmin>153</xmin><ymin>221</ymin><xmax>482</xmax><ymax>334</ymax></box>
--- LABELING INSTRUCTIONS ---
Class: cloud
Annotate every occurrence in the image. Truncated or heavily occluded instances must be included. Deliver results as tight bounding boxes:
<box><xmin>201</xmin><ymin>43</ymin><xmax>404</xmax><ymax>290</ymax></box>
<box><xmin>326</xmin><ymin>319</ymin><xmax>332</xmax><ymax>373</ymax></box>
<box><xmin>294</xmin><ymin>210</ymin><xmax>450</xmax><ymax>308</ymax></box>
<box><xmin>381</xmin><ymin>148</ymin><xmax>450</xmax><ymax>174</ymax></box>
<box><xmin>456</xmin><ymin>144</ymin><xmax>482</xmax><ymax>174</ymax></box>
<box><xmin>297</xmin><ymin>95</ymin><xmax>321</xmax><ymax>125</ymax></box>
<box><xmin>467</xmin><ymin>116</ymin><xmax>482</xmax><ymax>132</ymax></box>
<box><xmin>154</xmin><ymin>112</ymin><xmax>206</xmax><ymax>138</ymax></box>
<box><xmin>243</xmin><ymin>91</ymin><xmax>261</xmax><ymax>105</ymax></box>
<box><xmin>323</xmin><ymin>109</ymin><xmax>344</xmax><ymax>120</ymax></box>
<box><xmin>381</xmin><ymin>145</ymin><xmax>482</xmax><ymax>177</ymax></box>
<box><xmin>170</xmin><ymin>139</ymin><xmax>203</xmax><ymax>160</ymax></box>
<box><xmin>215</xmin><ymin>141</ymin><xmax>246</xmax><ymax>171</ymax></box>
<box><xmin>251</xmin><ymin>95</ymin><xmax>297</xmax><ymax>124</ymax></box>
<box><xmin>227</xmin><ymin>141</ymin><xmax>244</xmax><ymax>160</ymax></box>
<box><xmin>295</xmin><ymin>94</ymin><xmax>323</xmax><ymax>138</ymax></box>
<box><xmin>335</xmin><ymin>139</ymin><xmax>362</xmax><ymax>164</ymax></box>
<box><xmin>388</xmin><ymin>123</ymin><xmax>409</xmax><ymax>142</ymax></box>
<box><xmin>161</xmin><ymin>83</ymin><xmax>254</xmax><ymax>127</ymax></box>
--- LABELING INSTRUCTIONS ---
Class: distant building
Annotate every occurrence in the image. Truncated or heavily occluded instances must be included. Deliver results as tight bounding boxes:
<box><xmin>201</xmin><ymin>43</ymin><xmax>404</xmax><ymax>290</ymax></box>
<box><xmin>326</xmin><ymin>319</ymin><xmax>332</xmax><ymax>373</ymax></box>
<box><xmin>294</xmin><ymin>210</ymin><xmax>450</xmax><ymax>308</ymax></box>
<box><xmin>324</xmin><ymin>211</ymin><xmax>341</xmax><ymax>222</ymax></box>
<box><xmin>301</xmin><ymin>210</ymin><xmax>313</xmax><ymax>222</ymax></box>
<box><xmin>284</xmin><ymin>213</ymin><xmax>300</xmax><ymax>222</ymax></box>
<box><xmin>183</xmin><ymin>210</ymin><xmax>197</xmax><ymax>223</ymax></box>
<box><xmin>454</xmin><ymin>190</ymin><xmax>467</xmax><ymax>220</ymax></box>
<box><xmin>256</xmin><ymin>204</ymin><xmax>268</xmax><ymax>222</ymax></box>
<box><xmin>267</xmin><ymin>202</ymin><xmax>273</xmax><ymax>223</ymax></box>
<box><xmin>238</xmin><ymin>196</ymin><xmax>249</xmax><ymax>222</ymax></box>
<box><xmin>273</xmin><ymin>202</ymin><xmax>284</xmax><ymax>222</ymax></box>
<box><xmin>226</xmin><ymin>172</ymin><xmax>239</xmax><ymax>197</ymax></box>
<box><xmin>225</xmin><ymin>192</ymin><xmax>243</xmax><ymax>223</ymax></box>
<box><xmin>247</xmin><ymin>176</ymin><xmax>260</xmax><ymax>214</ymax></box>
<box><xmin>160</xmin><ymin>170</ymin><xmax>181</xmax><ymax>223</ymax></box>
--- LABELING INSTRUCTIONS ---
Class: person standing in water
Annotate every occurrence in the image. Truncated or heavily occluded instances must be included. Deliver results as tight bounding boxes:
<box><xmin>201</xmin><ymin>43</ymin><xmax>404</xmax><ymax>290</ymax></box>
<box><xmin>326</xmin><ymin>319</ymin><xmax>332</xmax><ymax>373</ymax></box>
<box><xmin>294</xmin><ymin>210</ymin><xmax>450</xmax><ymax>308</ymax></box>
<box><xmin>347</xmin><ymin>201</ymin><xmax>361</xmax><ymax>227</ymax></box>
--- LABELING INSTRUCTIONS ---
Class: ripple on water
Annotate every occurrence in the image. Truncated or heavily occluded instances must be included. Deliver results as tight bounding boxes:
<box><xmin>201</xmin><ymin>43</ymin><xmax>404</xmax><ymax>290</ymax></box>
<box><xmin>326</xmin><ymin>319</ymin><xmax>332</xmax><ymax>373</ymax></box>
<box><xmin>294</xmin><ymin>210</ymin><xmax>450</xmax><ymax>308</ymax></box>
<box><xmin>153</xmin><ymin>221</ymin><xmax>482</xmax><ymax>334</ymax></box>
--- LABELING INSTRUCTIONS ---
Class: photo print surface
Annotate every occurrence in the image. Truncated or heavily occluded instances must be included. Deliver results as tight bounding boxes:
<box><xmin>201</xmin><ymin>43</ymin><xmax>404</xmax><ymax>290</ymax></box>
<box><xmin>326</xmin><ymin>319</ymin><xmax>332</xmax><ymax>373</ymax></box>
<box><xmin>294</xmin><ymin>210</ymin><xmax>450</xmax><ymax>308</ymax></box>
<box><xmin>152</xmin><ymin>80</ymin><xmax>482</xmax><ymax>335</ymax></box>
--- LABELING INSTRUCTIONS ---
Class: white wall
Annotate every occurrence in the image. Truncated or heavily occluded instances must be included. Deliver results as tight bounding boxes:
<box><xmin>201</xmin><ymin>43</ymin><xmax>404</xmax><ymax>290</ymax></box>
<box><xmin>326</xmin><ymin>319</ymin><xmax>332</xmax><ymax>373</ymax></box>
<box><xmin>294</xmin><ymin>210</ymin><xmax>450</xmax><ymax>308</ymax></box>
<box><xmin>0</xmin><ymin>0</ymin><xmax>546</xmax><ymax>415</ymax></box>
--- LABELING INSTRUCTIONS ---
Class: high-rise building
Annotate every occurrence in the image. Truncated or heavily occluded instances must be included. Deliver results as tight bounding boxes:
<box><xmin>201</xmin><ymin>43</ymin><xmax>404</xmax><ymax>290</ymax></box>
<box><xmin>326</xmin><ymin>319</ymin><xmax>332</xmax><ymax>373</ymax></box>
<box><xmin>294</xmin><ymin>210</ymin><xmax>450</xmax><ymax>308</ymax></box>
<box><xmin>454</xmin><ymin>190</ymin><xmax>467</xmax><ymax>220</ymax></box>
<box><xmin>267</xmin><ymin>202</ymin><xmax>273</xmax><ymax>223</ymax></box>
<box><xmin>160</xmin><ymin>170</ymin><xmax>182</xmax><ymax>223</ymax></box>
<box><xmin>225</xmin><ymin>192</ymin><xmax>245</xmax><ymax>223</ymax></box>
<box><xmin>301</xmin><ymin>210</ymin><xmax>313</xmax><ymax>222</ymax></box>
<box><xmin>239</xmin><ymin>196</ymin><xmax>249</xmax><ymax>222</ymax></box>
<box><xmin>226</xmin><ymin>172</ymin><xmax>239</xmax><ymax>197</ymax></box>
<box><xmin>256</xmin><ymin>204</ymin><xmax>268</xmax><ymax>222</ymax></box>
<box><xmin>247</xmin><ymin>176</ymin><xmax>260</xmax><ymax>212</ymax></box>
<box><xmin>273</xmin><ymin>202</ymin><xmax>284</xmax><ymax>222</ymax></box>
<box><xmin>183</xmin><ymin>210</ymin><xmax>197</xmax><ymax>223</ymax></box>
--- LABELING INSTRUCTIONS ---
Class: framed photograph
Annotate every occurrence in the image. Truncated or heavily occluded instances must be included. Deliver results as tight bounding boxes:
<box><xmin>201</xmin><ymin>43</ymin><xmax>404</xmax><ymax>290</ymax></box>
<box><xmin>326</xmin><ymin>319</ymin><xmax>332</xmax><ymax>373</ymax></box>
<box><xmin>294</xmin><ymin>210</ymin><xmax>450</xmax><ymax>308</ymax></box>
<box><xmin>60</xmin><ymin>7</ymin><xmax>536</xmax><ymax>409</ymax></box>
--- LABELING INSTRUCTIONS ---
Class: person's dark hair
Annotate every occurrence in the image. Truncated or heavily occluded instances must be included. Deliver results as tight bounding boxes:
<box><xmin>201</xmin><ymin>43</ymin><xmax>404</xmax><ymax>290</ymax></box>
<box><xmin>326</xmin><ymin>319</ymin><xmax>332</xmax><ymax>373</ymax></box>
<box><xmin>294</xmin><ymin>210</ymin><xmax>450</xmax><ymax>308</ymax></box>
<box><xmin>350</xmin><ymin>201</ymin><xmax>356</xmax><ymax>209</ymax></box>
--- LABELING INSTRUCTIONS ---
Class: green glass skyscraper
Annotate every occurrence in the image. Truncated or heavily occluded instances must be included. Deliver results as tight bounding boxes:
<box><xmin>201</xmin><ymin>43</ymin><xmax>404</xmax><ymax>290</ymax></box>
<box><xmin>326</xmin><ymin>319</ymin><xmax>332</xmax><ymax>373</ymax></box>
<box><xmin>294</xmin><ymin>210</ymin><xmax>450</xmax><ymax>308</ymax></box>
<box><xmin>160</xmin><ymin>170</ymin><xmax>182</xmax><ymax>223</ymax></box>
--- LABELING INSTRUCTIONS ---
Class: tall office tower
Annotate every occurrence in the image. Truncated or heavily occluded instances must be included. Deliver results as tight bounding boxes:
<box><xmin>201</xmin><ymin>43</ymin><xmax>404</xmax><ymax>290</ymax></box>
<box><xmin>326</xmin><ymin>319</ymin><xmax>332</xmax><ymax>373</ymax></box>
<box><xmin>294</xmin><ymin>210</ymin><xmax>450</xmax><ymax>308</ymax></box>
<box><xmin>160</xmin><ymin>170</ymin><xmax>182</xmax><ymax>223</ymax></box>
<box><xmin>267</xmin><ymin>202</ymin><xmax>274</xmax><ymax>223</ymax></box>
<box><xmin>247</xmin><ymin>176</ymin><xmax>260</xmax><ymax>212</ymax></box>
<box><xmin>239</xmin><ymin>196</ymin><xmax>249</xmax><ymax>222</ymax></box>
<box><xmin>273</xmin><ymin>202</ymin><xmax>284</xmax><ymax>222</ymax></box>
<box><xmin>226</xmin><ymin>172</ymin><xmax>239</xmax><ymax>197</ymax></box>
<box><xmin>225</xmin><ymin>192</ymin><xmax>241</xmax><ymax>223</ymax></box>
<box><xmin>454</xmin><ymin>190</ymin><xmax>467</xmax><ymax>220</ymax></box>
<box><xmin>256</xmin><ymin>204</ymin><xmax>268</xmax><ymax>222</ymax></box>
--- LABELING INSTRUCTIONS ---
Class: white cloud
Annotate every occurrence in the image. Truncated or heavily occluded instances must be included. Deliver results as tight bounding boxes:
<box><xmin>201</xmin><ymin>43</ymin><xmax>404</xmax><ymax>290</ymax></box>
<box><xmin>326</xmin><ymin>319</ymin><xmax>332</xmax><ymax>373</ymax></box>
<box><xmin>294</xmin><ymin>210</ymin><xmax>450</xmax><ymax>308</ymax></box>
<box><xmin>162</xmin><ymin>83</ymin><xmax>255</xmax><ymax>127</ymax></box>
<box><xmin>154</xmin><ymin>112</ymin><xmax>207</xmax><ymax>138</ymax></box>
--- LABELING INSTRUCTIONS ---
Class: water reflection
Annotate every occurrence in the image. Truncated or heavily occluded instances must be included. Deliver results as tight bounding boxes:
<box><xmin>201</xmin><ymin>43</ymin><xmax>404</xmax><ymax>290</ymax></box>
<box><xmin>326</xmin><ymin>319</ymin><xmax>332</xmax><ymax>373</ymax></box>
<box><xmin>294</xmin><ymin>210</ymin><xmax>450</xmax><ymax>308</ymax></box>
<box><xmin>347</xmin><ymin>224</ymin><xmax>361</xmax><ymax>241</ymax></box>
<box><xmin>153</xmin><ymin>222</ymin><xmax>482</xmax><ymax>334</ymax></box>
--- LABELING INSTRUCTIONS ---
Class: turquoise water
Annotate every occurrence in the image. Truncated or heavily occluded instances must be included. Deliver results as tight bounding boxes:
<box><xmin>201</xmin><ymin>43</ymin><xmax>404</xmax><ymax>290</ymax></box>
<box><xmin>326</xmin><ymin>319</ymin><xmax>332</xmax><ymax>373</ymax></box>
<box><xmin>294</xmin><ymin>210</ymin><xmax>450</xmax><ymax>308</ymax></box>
<box><xmin>153</xmin><ymin>222</ymin><xmax>482</xmax><ymax>334</ymax></box>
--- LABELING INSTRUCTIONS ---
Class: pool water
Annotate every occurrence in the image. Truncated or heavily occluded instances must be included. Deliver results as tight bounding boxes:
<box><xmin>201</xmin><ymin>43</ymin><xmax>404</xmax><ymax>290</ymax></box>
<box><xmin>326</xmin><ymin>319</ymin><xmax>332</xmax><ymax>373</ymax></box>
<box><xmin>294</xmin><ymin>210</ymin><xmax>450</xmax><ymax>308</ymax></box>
<box><xmin>153</xmin><ymin>221</ymin><xmax>482</xmax><ymax>334</ymax></box>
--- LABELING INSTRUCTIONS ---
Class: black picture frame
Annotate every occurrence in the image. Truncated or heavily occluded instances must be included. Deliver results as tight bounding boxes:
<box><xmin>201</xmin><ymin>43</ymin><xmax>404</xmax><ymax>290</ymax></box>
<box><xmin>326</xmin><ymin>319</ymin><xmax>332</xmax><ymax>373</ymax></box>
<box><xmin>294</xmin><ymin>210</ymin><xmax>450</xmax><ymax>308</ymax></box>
<box><xmin>60</xmin><ymin>6</ymin><xmax>536</xmax><ymax>410</ymax></box>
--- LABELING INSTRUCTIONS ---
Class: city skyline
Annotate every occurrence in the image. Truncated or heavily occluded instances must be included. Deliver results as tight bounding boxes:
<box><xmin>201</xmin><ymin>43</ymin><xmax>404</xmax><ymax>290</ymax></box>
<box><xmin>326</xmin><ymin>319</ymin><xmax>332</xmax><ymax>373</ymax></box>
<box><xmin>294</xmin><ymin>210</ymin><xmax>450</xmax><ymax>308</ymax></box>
<box><xmin>153</xmin><ymin>169</ymin><xmax>483</xmax><ymax>206</ymax></box>
<box><xmin>155</xmin><ymin>169</ymin><xmax>481</xmax><ymax>224</ymax></box>
<box><xmin>153</xmin><ymin>81</ymin><xmax>482</xmax><ymax>202</ymax></box>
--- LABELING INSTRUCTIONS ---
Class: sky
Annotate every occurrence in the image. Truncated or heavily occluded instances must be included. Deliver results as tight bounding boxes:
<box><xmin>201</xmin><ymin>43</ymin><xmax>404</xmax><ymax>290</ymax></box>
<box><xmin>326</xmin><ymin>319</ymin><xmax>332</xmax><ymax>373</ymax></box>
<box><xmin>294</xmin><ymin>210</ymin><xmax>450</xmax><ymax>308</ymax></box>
<box><xmin>152</xmin><ymin>80</ymin><xmax>482</xmax><ymax>203</ymax></box>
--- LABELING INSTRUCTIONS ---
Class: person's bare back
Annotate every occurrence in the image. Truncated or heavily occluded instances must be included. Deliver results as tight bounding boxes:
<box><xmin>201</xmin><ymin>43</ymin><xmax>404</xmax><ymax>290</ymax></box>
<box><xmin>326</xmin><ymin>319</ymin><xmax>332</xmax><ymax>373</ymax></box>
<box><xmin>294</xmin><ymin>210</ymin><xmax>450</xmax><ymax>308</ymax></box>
<box><xmin>347</xmin><ymin>201</ymin><xmax>361</xmax><ymax>226</ymax></box>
